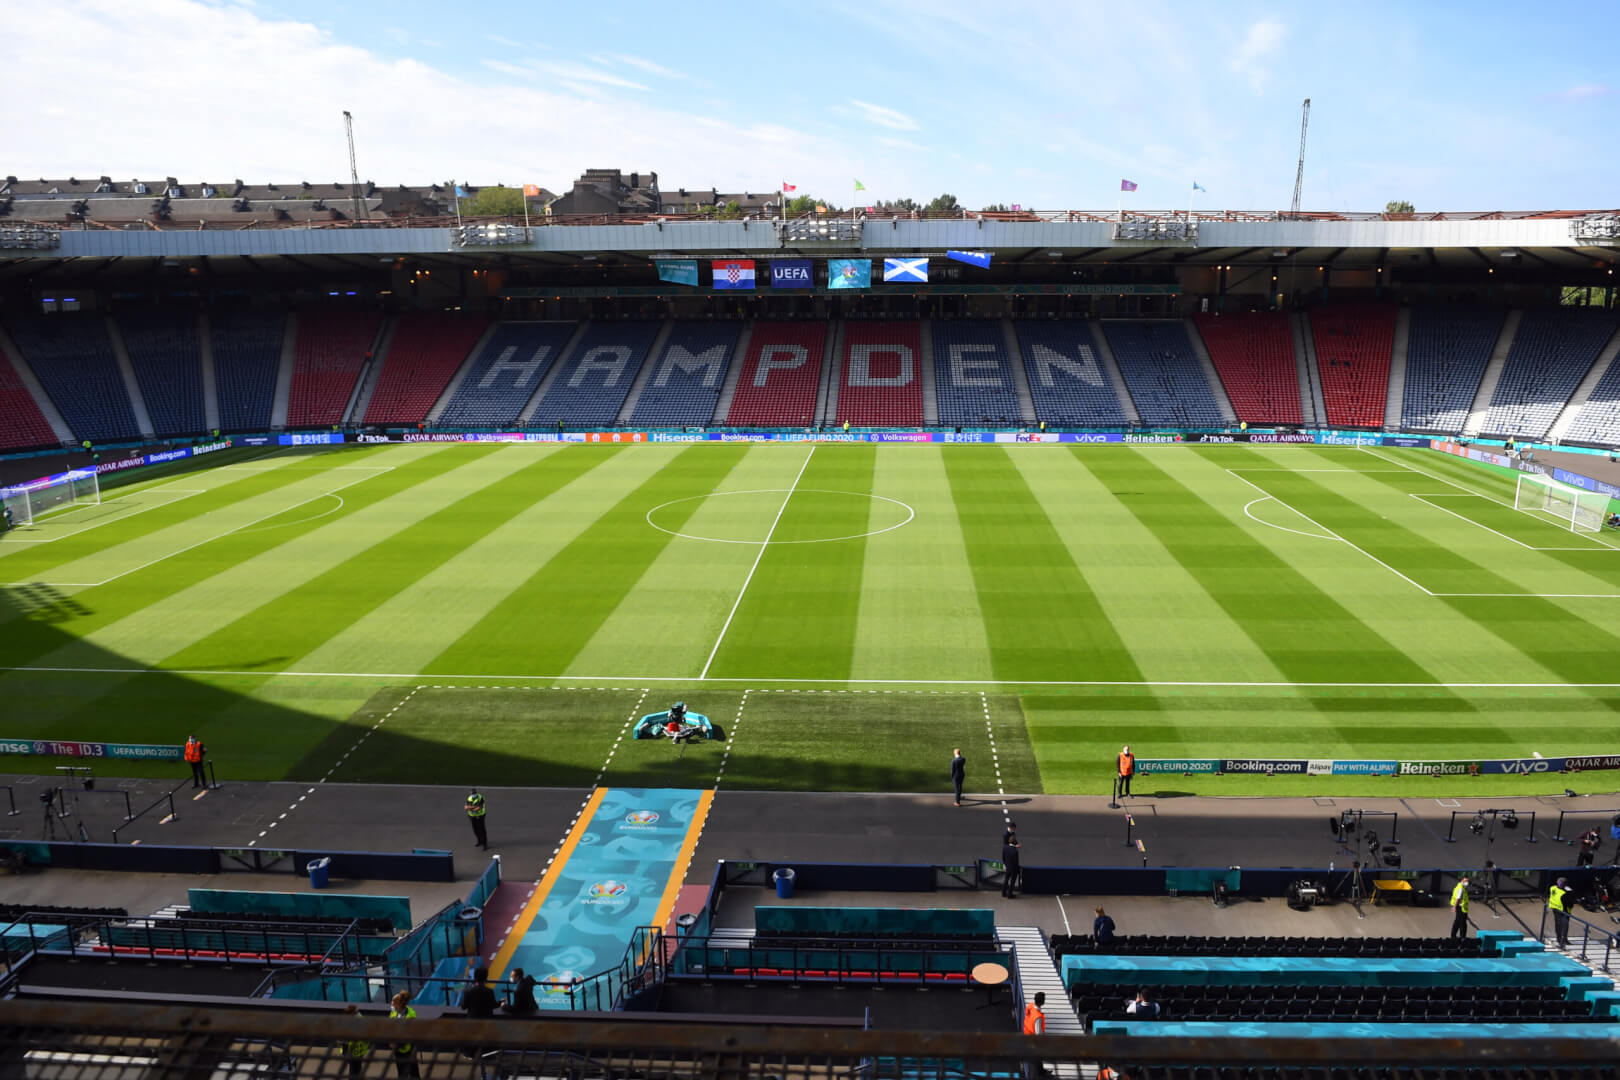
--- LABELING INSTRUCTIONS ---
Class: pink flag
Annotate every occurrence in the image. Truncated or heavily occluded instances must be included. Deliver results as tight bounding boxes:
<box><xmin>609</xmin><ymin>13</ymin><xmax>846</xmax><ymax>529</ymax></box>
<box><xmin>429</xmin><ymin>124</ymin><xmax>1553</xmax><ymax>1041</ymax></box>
<box><xmin>782</xmin><ymin>182</ymin><xmax>797</xmax><ymax>192</ymax></box>
<box><xmin>1120</xmin><ymin>179</ymin><xmax>1138</xmax><ymax>192</ymax></box>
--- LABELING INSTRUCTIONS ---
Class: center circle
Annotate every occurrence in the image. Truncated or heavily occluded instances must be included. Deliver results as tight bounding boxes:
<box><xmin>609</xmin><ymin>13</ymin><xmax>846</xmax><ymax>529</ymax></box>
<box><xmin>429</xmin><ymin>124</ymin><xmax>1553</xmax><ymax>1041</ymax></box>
<box><xmin>646</xmin><ymin>489</ymin><xmax>916</xmax><ymax>545</ymax></box>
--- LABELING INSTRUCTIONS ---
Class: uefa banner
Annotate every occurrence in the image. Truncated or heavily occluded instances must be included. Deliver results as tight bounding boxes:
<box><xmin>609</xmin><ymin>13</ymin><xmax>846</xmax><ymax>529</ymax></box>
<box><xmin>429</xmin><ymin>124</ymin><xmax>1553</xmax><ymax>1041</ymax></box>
<box><xmin>0</xmin><ymin>738</ymin><xmax>185</xmax><ymax>760</ymax></box>
<box><xmin>1136</xmin><ymin>753</ymin><xmax>1620</xmax><ymax>776</ymax></box>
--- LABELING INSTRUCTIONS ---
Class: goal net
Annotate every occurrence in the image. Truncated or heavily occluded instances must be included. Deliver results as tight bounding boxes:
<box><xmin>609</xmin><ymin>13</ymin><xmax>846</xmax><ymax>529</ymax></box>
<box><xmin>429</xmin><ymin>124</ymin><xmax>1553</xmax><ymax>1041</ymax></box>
<box><xmin>0</xmin><ymin>468</ymin><xmax>100</xmax><ymax>528</ymax></box>
<box><xmin>1513</xmin><ymin>471</ymin><xmax>1606</xmax><ymax>533</ymax></box>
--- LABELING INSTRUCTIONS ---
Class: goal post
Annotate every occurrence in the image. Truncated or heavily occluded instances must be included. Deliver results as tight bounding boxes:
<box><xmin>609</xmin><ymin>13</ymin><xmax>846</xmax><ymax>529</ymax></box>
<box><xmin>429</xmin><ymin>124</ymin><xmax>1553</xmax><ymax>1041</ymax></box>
<box><xmin>0</xmin><ymin>467</ymin><xmax>100</xmax><ymax>528</ymax></box>
<box><xmin>1513</xmin><ymin>471</ymin><xmax>1606</xmax><ymax>533</ymax></box>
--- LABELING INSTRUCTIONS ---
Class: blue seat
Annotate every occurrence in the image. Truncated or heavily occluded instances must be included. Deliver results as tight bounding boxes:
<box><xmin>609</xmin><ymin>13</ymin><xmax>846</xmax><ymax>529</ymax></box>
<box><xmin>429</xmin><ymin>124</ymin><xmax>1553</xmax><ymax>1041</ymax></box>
<box><xmin>1015</xmin><ymin>320</ymin><xmax>1127</xmax><ymax>425</ymax></box>
<box><xmin>630</xmin><ymin>322</ymin><xmax>739</xmax><ymax>426</ymax></box>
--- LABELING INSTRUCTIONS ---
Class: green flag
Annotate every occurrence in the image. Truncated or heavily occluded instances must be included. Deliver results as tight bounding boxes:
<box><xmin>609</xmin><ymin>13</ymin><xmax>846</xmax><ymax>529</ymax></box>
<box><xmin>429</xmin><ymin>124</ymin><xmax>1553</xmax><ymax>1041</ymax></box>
<box><xmin>854</xmin><ymin>180</ymin><xmax>866</xmax><ymax>191</ymax></box>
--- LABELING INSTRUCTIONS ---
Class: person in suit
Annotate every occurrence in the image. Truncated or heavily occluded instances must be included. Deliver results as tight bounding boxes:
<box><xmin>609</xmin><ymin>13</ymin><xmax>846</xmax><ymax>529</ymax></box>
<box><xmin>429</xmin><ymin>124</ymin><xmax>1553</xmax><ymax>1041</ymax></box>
<box><xmin>1002</xmin><ymin>830</ymin><xmax>1022</xmax><ymax>898</ymax></box>
<box><xmin>950</xmin><ymin>748</ymin><xmax>966</xmax><ymax>807</ymax></box>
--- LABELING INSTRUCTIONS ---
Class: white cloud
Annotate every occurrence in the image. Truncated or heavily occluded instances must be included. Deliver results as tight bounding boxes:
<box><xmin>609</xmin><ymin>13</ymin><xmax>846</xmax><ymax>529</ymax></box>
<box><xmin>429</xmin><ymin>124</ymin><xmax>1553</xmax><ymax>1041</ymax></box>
<box><xmin>877</xmin><ymin>136</ymin><xmax>929</xmax><ymax>152</ymax></box>
<box><xmin>849</xmin><ymin>99</ymin><xmax>920</xmax><ymax>131</ymax></box>
<box><xmin>1229</xmin><ymin>18</ymin><xmax>1286</xmax><ymax>93</ymax></box>
<box><xmin>1551</xmin><ymin>83</ymin><xmax>1610</xmax><ymax>101</ymax></box>
<box><xmin>610</xmin><ymin>53</ymin><xmax>686</xmax><ymax>80</ymax></box>
<box><xmin>485</xmin><ymin>34</ymin><xmax>526</xmax><ymax>48</ymax></box>
<box><xmin>0</xmin><ymin>0</ymin><xmax>884</xmax><ymax>202</ymax></box>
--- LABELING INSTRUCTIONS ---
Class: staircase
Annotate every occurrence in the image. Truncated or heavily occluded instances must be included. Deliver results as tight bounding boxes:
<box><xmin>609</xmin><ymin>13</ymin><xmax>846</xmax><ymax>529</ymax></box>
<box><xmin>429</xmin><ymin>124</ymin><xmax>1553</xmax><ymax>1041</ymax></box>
<box><xmin>997</xmin><ymin>925</ymin><xmax>1083</xmax><ymax>1076</ymax></box>
<box><xmin>1463</xmin><ymin>309</ymin><xmax>1522</xmax><ymax>436</ymax></box>
<box><xmin>427</xmin><ymin>319</ymin><xmax>502</xmax><ymax>425</ymax></box>
<box><xmin>615</xmin><ymin>319</ymin><xmax>674</xmax><ymax>424</ymax></box>
<box><xmin>919</xmin><ymin>318</ymin><xmax>939</xmax><ymax>426</ymax></box>
<box><xmin>1547</xmin><ymin>325</ymin><xmax>1620</xmax><ymax>443</ymax></box>
<box><xmin>1183</xmin><ymin>318</ymin><xmax>1237</xmax><ymax>424</ymax></box>
<box><xmin>517</xmin><ymin>320</ymin><xmax>590</xmax><ymax>426</ymax></box>
<box><xmin>198</xmin><ymin>312</ymin><xmax>221</xmax><ymax>433</ymax></box>
<box><xmin>1001</xmin><ymin>318</ymin><xmax>1038</xmax><ymax>424</ymax></box>
<box><xmin>1385</xmin><ymin>307</ymin><xmax>1411</xmax><ymax>430</ymax></box>
<box><xmin>105</xmin><ymin>316</ymin><xmax>156</xmax><ymax>438</ymax></box>
<box><xmin>1294</xmin><ymin>312</ymin><xmax>1327</xmax><ymax>427</ymax></box>
<box><xmin>343</xmin><ymin>315</ymin><xmax>398</xmax><ymax>425</ymax></box>
<box><xmin>816</xmin><ymin>319</ymin><xmax>845</xmax><ymax>427</ymax></box>
<box><xmin>1090</xmin><ymin>324</ymin><xmax>1141</xmax><ymax>425</ymax></box>
<box><xmin>711</xmin><ymin>322</ymin><xmax>752</xmax><ymax>425</ymax></box>
<box><xmin>269</xmin><ymin>313</ymin><xmax>297</xmax><ymax>430</ymax></box>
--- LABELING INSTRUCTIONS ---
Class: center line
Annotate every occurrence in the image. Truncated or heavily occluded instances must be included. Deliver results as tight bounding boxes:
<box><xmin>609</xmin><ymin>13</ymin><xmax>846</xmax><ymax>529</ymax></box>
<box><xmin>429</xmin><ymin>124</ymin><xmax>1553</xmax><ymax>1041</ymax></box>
<box><xmin>699</xmin><ymin>445</ymin><xmax>816</xmax><ymax>680</ymax></box>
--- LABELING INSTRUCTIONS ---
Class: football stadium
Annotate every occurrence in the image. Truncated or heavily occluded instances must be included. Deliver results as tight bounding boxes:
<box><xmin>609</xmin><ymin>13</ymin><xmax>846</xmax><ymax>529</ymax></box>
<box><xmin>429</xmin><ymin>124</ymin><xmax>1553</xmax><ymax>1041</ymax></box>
<box><xmin>5</xmin><ymin>24</ymin><xmax>1620</xmax><ymax>1080</ymax></box>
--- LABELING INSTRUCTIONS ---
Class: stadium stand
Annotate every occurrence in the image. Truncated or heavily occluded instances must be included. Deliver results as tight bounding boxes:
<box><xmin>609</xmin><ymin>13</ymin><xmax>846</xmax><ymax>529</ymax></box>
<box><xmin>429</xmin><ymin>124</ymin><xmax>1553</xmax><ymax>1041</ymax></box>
<box><xmin>7</xmin><ymin>314</ymin><xmax>142</xmax><ymax>442</ymax></box>
<box><xmin>1400</xmin><ymin>306</ymin><xmax>1503</xmax><ymax>432</ymax></box>
<box><xmin>361</xmin><ymin>312</ymin><xmax>488</xmax><ymax>425</ymax></box>
<box><xmin>285</xmin><ymin>311</ymin><xmax>382</xmax><ymax>428</ymax></box>
<box><xmin>836</xmin><ymin>321</ymin><xmax>924</xmax><ymax>426</ymax></box>
<box><xmin>210</xmin><ymin>312</ymin><xmax>286</xmax><ymax>432</ymax></box>
<box><xmin>630</xmin><ymin>321</ymin><xmax>740</xmax><ymax>425</ymax></box>
<box><xmin>437</xmin><ymin>321</ymin><xmax>577</xmax><ymax>427</ymax></box>
<box><xmin>1481</xmin><ymin>308</ymin><xmax>1620</xmax><ymax>439</ymax></box>
<box><xmin>527</xmin><ymin>320</ymin><xmax>660</xmax><ymax>427</ymax></box>
<box><xmin>1015</xmin><ymin>320</ymin><xmax>1128</xmax><ymax>425</ymax></box>
<box><xmin>1193</xmin><ymin>312</ymin><xmax>1301</xmax><ymax>424</ymax></box>
<box><xmin>1103</xmin><ymin>320</ymin><xmax>1224</xmax><ymax>426</ymax></box>
<box><xmin>932</xmin><ymin>321</ymin><xmax>1024</xmax><ymax>426</ymax></box>
<box><xmin>0</xmin><ymin>350</ymin><xmax>59</xmax><ymax>450</ymax></box>
<box><xmin>1563</xmin><ymin>347</ymin><xmax>1620</xmax><ymax>445</ymax></box>
<box><xmin>1310</xmin><ymin>305</ymin><xmax>1395</xmax><ymax>427</ymax></box>
<box><xmin>1050</xmin><ymin>935</ymin><xmax>1484</xmax><ymax>961</ymax></box>
<box><xmin>118</xmin><ymin>311</ymin><xmax>207</xmax><ymax>437</ymax></box>
<box><xmin>723</xmin><ymin>321</ymin><xmax>826</xmax><ymax>426</ymax></box>
<box><xmin>1075</xmin><ymin>982</ymin><xmax>1599</xmax><ymax>1027</ymax></box>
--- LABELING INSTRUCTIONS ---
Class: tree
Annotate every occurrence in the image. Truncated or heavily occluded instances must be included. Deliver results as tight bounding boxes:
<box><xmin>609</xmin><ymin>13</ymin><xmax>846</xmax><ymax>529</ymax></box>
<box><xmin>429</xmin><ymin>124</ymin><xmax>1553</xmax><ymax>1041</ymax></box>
<box><xmin>459</xmin><ymin>185</ymin><xmax>528</xmax><ymax>216</ymax></box>
<box><xmin>879</xmin><ymin>197</ymin><xmax>919</xmax><ymax>213</ymax></box>
<box><xmin>1385</xmin><ymin>200</ymin><xmax>1415</xmax><ymax>214</ymax></box>
<box><xmin>785</xmin><ymin>194</ymin><xmax>829</xmax><ymax>215</ymax></box>
<box><xmin>926</xmin><ymin>193</ymin><xmax>961</xmax><ymax>215</ymax></box>
<box><xmin>981</xmin><ymin>203</ymin><xmax>1011</xmax><ymax>213</ymax></box>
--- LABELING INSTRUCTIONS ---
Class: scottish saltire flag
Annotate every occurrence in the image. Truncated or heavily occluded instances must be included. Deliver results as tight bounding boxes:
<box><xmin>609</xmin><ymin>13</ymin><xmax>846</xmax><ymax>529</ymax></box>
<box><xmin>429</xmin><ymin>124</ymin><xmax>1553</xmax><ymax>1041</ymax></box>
<box><xmin>946</xmin><ymin>250</ymin><xmax>992</xmax><ymax>269</ymax></box>
<box><xmin>656</xmin><ymin>259</ymin><xmax>700</xmax><ymax>286</ymax></box>
<box><xmin>827</xmin><ymin>258</ymin><xmax>871</xmax><ymax>289</ymax></box>
<box><xmin>1192</xmin><ymin>180</ymin><xmax>1206</xmax><ymax>193</ymax></box>
<box><xmin>884</xmin><ymin>257</ymin><xmax>928</xmax><ymax>283</ymax></box>
<box><xmin>712</xmin><ymin>260</ymin><xmax>756</xmax><ymax>290</ymax></box>
<box><xmin>1120</xmin><ymin>179</ymin><xmax>1138</xmax><ymax>192</ymax></box>
<box><xmin>455</xmin><ymin>184</ymin><xmax>469</xmax><ymax>198</ymax></box>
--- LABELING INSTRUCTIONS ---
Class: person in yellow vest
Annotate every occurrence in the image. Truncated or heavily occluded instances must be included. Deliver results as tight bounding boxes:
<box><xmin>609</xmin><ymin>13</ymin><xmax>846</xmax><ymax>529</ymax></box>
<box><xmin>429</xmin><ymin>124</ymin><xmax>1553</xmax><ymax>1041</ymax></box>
<box><xmin>339</xmin><ymin>1003</ymin><xmax>371</xmax><ymax>1079</ymax></box>
<box><xmin>1117</xmin><ymin>745</ymin><xmax>1135</xmax><ymax>799</ymax></box>
<box><xmin>389</xmin><ymin>990</ymin><xmax>420</xmax><ymax>1078</ymax></box>
<box><xmin>843</xmin><ymin>419</ymin><xmax>850</xmax><ymax>434</ymax></box>
<box><xmin>1449</xmin><ymin>875</ymin><xmax>1471</xmax><ymax>939</ymax></box>
<box><xmin>1548</xmin><ymin>877</ymin><xmax>1573</xmax><ymax>947</ymax></box>
<box><xmin>184</xmin><ymin>736</ymin><xmax>207</xmax><ymax>789</ymax></box>
<box><xmin>1022</xmin><ymin>990</ymin><xmax>1046</xmax><ymax>1035</ymax></box>
<box><xmin>466</xmin><ymin>790</ymin><xmax>488</xmax><ymax>850</ymax></box>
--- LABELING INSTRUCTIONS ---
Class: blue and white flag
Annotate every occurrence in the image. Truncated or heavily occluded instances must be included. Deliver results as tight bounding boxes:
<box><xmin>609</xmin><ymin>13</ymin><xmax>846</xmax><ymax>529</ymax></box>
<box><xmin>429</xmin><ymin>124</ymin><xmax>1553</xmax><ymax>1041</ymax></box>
<box><xmin>455</xmin><ymin>185</ymin><xmax>469</xmax><ymax>198</ymax></box>
<box><xmin>1192</xmin><ymin>180</ymin><xmax>1206</xmax><ymax>193</ymax></box>
<box><xmin>712</xmin><ymin>259</ymin><xmax>757</xmax><ymax>290</ymax></box>
<box><xmin>883</xmin><ymin>257</ymin><xmax>928</xmax><ymax>283</ymax></box>
<box><xmin>827</xmin><ymin>258</ymin><xmax>871</xmax><ymax>290</ymax></box>
<box><xmin>946</xmin><ymin>250</ymin><xmax>992</xmax><ymax>269</ymax></box>
<box><xmin>771</xmin><ymin>259</ymin><xmax>813</xmax><ymax>288</ymax></box>
<box><xmin>656</xmin><ymin>259</ymin><xmax>699</xmax><ymax>286</ymax></box>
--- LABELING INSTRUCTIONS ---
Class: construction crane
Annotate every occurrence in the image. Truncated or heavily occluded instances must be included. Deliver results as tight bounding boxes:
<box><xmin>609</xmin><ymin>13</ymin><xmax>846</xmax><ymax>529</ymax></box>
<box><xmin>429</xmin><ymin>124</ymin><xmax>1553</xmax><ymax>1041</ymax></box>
<box><xmin>1290</xmin><ymin>98</ymin><xmax>1310</xmax><ymax>218</ymax></box>
<box><xmin>342</xmin><ymin>110</ymin><xmax>368</xmax><ymax>223</ymax></box>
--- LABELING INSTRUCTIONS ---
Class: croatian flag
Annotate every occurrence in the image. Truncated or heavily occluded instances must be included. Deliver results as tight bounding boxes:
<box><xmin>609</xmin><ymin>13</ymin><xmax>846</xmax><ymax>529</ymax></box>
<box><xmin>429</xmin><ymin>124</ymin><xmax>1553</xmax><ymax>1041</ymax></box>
<box><xmin>712</xmin><ymin>260</ymin><xmax>756</xmax><ymax>290</ymax></box>
<box><xmin>1120</xmin><ymin>179</ymin><xmax>1138</xmax><ymax>192</ymax></box>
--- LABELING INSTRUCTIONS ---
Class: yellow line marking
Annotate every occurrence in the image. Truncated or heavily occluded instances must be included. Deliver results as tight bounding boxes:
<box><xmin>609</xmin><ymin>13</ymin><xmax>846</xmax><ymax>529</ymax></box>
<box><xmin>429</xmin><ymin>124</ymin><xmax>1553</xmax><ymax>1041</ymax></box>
<box><xmin>650</xmin><ymin>788</ymin><xmax>714</xmax><ymax>937</ymax></box>
<box><xmin>488</xmin><ymin>786</ymin><xmax>607</xmax><ymax>980</ymax></box>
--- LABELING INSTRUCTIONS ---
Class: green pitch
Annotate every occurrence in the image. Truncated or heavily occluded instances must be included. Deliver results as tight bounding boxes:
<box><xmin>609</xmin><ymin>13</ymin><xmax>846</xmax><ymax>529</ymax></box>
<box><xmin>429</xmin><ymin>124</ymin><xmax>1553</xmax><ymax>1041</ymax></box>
<box><xmin>3</xmin><ymin>440</ymin><xmax>1618</xmax><ymax>796</ymax></box>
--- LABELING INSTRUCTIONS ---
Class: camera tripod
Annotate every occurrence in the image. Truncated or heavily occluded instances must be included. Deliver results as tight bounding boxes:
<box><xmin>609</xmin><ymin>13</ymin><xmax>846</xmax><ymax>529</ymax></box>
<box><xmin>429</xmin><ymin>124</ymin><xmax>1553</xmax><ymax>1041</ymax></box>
<box><xmin>1333</xmin><ymin>859</ymin><xmax>1368</xmax><ymax>919</ymax></box>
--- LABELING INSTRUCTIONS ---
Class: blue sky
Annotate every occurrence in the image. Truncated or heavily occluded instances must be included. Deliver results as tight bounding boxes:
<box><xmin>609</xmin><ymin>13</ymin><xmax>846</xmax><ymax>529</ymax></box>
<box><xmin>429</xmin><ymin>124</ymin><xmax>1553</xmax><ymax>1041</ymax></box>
<box><xmin>6</xmin><ymin>0</ymin><xmax>1615</xmax><ymax>212</ymax></box>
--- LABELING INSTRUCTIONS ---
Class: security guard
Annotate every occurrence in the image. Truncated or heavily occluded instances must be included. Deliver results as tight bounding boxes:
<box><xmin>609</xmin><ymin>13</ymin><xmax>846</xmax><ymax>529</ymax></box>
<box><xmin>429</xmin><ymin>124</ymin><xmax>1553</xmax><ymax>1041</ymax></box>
<box><xmin>184</xmin><ymin>736</ymin><xmax>207</xmax><ymax>789</ymax></box>
<box><xmin>338</xmin><ymin>1003</ymin><xmax>371</xmax><ymax>1079</ymax></box>
<box><xmin>1449</xmin><ymin>875</ymin><xmax>1471</xmax><ymax>939</ymax></box>
<box><xmin>389</xmin><ymin>990</ymin><xmax>420</xmax><ymax>1077</ymax></box>
<box><xmin>466</xmin><ymin>790</ymin><xmax>488</xmax><ymax>849</ymax></box>
<box><xmin>1549</xmin><ymin>877</ymin><xmax>1573</xmax><ymax>947</ymax></box>
<box><xmin>1117</xmin><ymin>745</ymin><xmax>1135</xmax><ymax>798</ymax></box>
<box><xmin>1023</xmin><ymin>990</ymin><xmax>1046</xmax><ymax>1035</ymax></box>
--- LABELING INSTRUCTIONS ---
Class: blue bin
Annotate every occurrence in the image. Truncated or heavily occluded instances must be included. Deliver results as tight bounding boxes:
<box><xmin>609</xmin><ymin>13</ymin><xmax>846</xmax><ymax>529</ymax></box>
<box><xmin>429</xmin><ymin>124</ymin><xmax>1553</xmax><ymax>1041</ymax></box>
<box><xmin>306</xmin><ymin>857</ymin><xmax>331</xmax><ymax>889</ymax></box>
<box><xmin>774</xmin><ymin>868</ymin><xmax>796</xmax><ymax>899</ymax></box>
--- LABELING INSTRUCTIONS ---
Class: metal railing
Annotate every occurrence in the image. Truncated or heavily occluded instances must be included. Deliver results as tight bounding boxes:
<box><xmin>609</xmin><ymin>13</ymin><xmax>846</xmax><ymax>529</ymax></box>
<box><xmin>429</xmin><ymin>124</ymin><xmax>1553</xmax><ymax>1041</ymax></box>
<box><xmin>1536</xmin><ymin>903</ymin><xmax>1619</xmax><ymax>972</ymax></box>
<box><xmin>19</xmin><ymin>912</ymin><xmax>386</xmax><ymax>967</ymax></box>
<box><xmin>109</xmin><ymin>778</ymin><xmax>189</xmax><ymax>843</ymax></box>
<box><xmin>672</xmin><ymin>931</ymin><xmax>1014</xmax><ymax>988</ymax></box>
<box><xmin>4</xmin><ymin>999</ymin><xmax>1620</xmax><ymax>1080</ymax></box>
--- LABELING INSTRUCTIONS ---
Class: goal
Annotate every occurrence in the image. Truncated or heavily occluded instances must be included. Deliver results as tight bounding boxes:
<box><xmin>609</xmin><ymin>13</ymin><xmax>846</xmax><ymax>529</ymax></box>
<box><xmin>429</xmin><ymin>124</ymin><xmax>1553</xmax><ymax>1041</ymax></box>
<box><xmin>1514</xmin><ymin>471</ymin><xmax>1607</xmax><ymax>533</ymax></box>
<box><xmin>0</xmin><ymin>468</ymin><xmax>100</xmax><ymax>528</ymax></box>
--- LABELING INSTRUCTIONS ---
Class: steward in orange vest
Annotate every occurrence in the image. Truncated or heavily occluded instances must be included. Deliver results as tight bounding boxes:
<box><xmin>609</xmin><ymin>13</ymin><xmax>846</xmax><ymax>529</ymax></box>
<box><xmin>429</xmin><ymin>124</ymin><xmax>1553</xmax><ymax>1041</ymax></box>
<box><xmin>184</xmin><ymin>736</ymin><xmax>207</xmax><ymax>789</ymax></box>
<box><xmin>1023</xmin><ymin>991</ymin><xmax>1046</xmax><ymax>1035</ymax></box>
<box><xmin>1117</xmin><ymin>745</ymin><xmax>1134</xmax><ymax>798</ymax></box>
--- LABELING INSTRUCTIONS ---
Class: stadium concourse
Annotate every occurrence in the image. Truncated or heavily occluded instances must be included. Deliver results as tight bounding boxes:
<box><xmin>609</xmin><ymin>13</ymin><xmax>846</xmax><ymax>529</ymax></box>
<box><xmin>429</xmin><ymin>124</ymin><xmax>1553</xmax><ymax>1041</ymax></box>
<box><xmin>3</xmin><ymin>208</ymin><xmax>1620</xmax><ymax>1073</ymax></box>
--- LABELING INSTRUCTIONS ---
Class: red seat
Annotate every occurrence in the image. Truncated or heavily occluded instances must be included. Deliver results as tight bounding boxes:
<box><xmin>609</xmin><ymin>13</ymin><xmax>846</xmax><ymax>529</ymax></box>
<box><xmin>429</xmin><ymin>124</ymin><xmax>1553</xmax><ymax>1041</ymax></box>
<box><xmin>286</xmin><ymin>311</ymin><xmax>382</xmax><ymax>427</ymax></box>
<box><xmin>0</xmin><ymin>351</ymin><xmax>58</xmax><ymax>451</ymax></box>
<box><xmin>362</xmin><ymin>313</ymin><xmax>488</xmax><ymax>424</ymax></box>
<box><xmin>835</xmin><ymin>321</ymin><xmax>923</xmax><ymax>426</ymax></box>
<box><xmin>1195</xmin><ymin>313</ymin><xmax>1302</xmax><ymax>425</ymax></box>
<box><xmin>724</xmin><ymin>321</ymin><xmax>825</xmax><ymax>426</ymax></box>
<box><xmin>1311</xmin><ymin>306</ymin><xmax>1395</xmax><ymax>427</ymax></box>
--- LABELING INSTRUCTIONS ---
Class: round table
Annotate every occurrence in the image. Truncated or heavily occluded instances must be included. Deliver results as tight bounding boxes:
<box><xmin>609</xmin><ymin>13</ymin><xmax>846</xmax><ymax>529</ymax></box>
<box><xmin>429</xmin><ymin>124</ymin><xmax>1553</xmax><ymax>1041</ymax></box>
<box><xmin>971</xmin><ymin>961</ymin><xmax>1009</xmax><ymax>1010</ymax></box>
